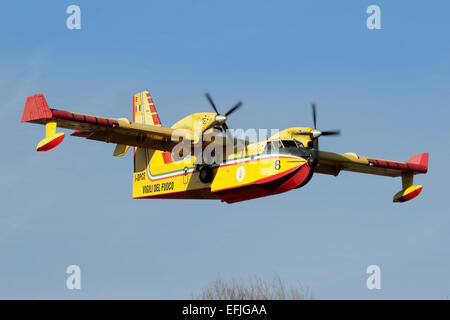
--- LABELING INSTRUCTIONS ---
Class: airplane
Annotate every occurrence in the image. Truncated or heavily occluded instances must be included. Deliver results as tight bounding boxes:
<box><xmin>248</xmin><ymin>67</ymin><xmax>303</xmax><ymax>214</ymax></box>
<box><xmin>21</xmin><ymin>90</ymin><xmax>428</xmax><ymax>204</ymax></box>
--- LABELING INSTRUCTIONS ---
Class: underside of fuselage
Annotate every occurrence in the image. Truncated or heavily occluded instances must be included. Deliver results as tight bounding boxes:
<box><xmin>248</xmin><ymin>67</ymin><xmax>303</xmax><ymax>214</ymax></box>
<box><xmin>214</xmin><ymin>161</ymin><xmax>312</xmax><ymax>203</ymax></box>
<box><xmin>135</xmin><ymin>150</ymin><xmax>313</xmax><ymax>204</ymax></box>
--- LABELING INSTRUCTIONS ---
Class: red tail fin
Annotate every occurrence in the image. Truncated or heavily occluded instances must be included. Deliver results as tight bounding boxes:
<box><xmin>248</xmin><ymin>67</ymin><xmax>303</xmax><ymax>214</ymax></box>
<box><xmin>407</xmin><ymin>153</ymin><xmax>429</xmax><ymax>174</ymax></box>
<box><xmin>21</xmin><ymin>94</ymin><xmax>53</xmax><ymax>123</ymax></box>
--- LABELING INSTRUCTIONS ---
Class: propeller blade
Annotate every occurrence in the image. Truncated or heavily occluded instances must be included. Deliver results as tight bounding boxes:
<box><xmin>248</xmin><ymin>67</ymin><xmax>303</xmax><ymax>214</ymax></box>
<box><xmin>313</xmin><ymin>138</ymin><xmax>319</xmax><ymax>166</ymax></box>
<box><xmin>307</xmin><ymin>143</ymin><xmax>320</xmax><ymax>167</ymax></box>
<box><xmin>311</xmin><ymin>102</ymin><xmax>317</xmax><ymax>129</ymax></box>
<box><xmin>296</xmin><ymin>102</ymin><xmax>340</xmax><ymax>168</ymax></box>
<box><xmin>221</xmin><ymin>123</ymin><xmax>234</xmax><ymax>141</ymax></box>
<box><xmin>321</xmin><ymin>130</ymin><xmax>341</xmax><ymax>136</ymax></box>
<box><xmin>205</xmin><ymin>92</ymin><xmax>219</xmax><ymax>114</ymax></box>
<box><xmin>203</xmin><ymin>93</ymin><xmax>243</xmax><ymax>140</ymax></box>
<box><xmin>222</xmin><ymin>122</ymin><xmax>229</xmax><ymax>131</ymax></box>
<box><xmin>203</xmin><ymin>120</ymin><xmax>219</xmax><ymax>133</ymax></box>
<box><xmin>225</xmin><ymin>101</ymin><xmax>242</xmax><ymax>117</ymax></box>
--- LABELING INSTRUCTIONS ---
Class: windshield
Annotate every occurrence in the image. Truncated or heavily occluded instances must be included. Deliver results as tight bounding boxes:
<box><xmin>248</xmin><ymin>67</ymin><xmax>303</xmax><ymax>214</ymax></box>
<box><xmin>265</xmin><ymin>139</ymin><xmax>310</xmax><ymax>158</ymax></box>
<box><xmin>293</xmin><ymin>138</ymin><xmax>305</xmax><ymax>148</ymax></box>
<box><xmin>280</xmin><ymin>140</ymin><xmax>298</xmax><ymax>148</ymax></box>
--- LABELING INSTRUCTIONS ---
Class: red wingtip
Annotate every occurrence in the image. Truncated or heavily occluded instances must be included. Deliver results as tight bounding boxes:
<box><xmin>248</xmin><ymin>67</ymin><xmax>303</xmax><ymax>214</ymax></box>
<box><xmin>21</xmin><ymin>94</ymin><xmax>53</xmax><ymax>122</ymax></box>
<box><xmin>407</xmin><ymin>153</ymin><xmax>429</xmax><ymax>173</ymax></box>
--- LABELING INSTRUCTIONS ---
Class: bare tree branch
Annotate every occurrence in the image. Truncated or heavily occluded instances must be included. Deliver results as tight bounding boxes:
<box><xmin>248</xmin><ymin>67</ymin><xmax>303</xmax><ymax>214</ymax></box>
<box><xmin>193</xmin><ymin>275</ymin><xmax>314</xmax><ymax>300</ymax></box>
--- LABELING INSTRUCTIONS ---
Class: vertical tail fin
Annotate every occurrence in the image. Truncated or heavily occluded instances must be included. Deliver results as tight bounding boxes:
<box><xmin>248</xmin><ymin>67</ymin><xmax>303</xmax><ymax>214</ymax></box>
<box><xmin>133</xmin><ymin>90</ymin><xmax>161</xmax><ymax>126</ymax></box>
<box><xmin>133</xmin><ymin>90</ymin><xmax>174</xmax><ymax>189</ymax></box>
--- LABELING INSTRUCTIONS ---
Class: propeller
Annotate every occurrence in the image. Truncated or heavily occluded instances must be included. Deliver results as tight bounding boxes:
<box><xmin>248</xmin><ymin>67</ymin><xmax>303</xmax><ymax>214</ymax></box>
<box><xmin>203</xmin><ymin>92</ymin><xmax>242</xmax><ymax>140</ymax></box>
<box><xmin>298</xmin><ymin>102</ymin><xmax>341</xmax><ymax>167</ymax></box>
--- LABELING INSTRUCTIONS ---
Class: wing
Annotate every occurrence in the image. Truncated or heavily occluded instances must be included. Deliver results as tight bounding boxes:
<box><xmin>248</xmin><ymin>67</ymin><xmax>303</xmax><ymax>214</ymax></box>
<box><xmin>316</xmin><ymin>151</ymin><xmax>428</xmax><ymax>177</ymax></box>
<box><xmin>316</xmin><ymin>150</ymin><xmax>429</xmax><ymax>202</ymax></box>
<box><xmin>21</xmin><ymin>94</ymin><xmax>194</xmax><ymax>152</ymax></box>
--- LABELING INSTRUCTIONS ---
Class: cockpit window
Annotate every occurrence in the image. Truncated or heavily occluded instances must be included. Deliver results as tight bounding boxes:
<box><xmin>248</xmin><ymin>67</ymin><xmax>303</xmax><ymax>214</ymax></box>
<box><xmin>264</xmin><ymin>139</ymin><xmax>310</xmax><ymax>158</ymax></box>
<box><xmin>280</xmin><ymin>140</ymin><xmax>298</xmax><ymax>149</ymax></box>
<box><xmin>293</xmin><ymin>139</ymin><xmax>305</xmax><ymax>148</ymax></box>
<box><xmin>266</xmin><ymin>139</ymin><xmax>306</xmax><ymax>150</ymax></box>
<box><xmin>269</xmin><ymin>140</ymin><xmax>282</xmax><ymax>150</ymax></box>
<box><xmin>264</xmin><ymin>140</ymin><xmax>280</xmax><ymax>153</ymax></box>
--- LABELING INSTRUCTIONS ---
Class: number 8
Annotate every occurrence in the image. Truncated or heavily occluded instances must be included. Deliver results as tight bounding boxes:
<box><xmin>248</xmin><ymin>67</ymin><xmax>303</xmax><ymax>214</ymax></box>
<box><xmin>274</xmin><ymin>160</ymin><xmax>281</xmax><ymax>170</ymax></box>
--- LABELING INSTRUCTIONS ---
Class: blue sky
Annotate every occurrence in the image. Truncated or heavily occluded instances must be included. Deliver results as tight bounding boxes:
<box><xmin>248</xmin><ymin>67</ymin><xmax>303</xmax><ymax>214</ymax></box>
<box><xmin>0</xmin><ymin>0</ymin><xmax>449</xmax><ymax>299</ymax></box>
